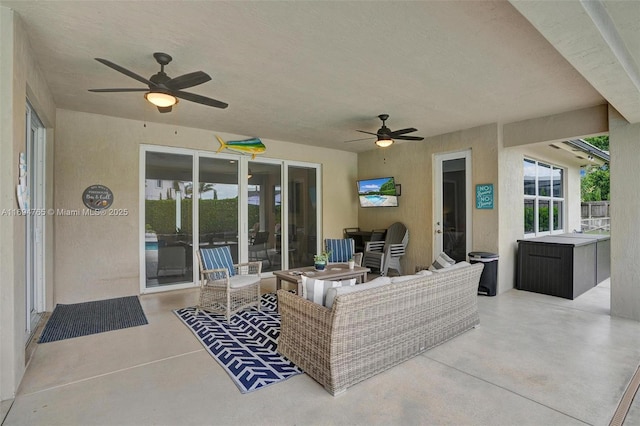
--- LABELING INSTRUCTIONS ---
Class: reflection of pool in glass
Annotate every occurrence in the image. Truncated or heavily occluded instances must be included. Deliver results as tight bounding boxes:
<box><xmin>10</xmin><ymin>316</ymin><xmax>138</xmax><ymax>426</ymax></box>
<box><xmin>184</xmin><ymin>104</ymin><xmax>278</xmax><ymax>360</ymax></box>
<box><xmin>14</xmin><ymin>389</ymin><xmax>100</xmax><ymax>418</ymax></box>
<box><xmin>145</xmin><ymin>238</ymin><xmax>159</xmax><ymax>278</ymax></box>
<box><xmin>365</xmin><ymin>195</ymin><xmax>386</xmax><ymax>205</ymax></box>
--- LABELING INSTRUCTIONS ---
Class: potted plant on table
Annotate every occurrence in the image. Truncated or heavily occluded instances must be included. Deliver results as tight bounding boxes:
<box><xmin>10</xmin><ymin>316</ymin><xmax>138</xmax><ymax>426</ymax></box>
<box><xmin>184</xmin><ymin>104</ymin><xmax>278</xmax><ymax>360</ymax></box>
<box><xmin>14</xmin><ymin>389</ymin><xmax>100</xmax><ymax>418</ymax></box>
<box><xmin>348</xmin><ymin>257</ymin><xmax>355</xmax><ymax>270</ymax></box>
<box><xmin>314</xmin><ymin>250</ymin><xmax>331</xmax><ymax>271</ymax></box>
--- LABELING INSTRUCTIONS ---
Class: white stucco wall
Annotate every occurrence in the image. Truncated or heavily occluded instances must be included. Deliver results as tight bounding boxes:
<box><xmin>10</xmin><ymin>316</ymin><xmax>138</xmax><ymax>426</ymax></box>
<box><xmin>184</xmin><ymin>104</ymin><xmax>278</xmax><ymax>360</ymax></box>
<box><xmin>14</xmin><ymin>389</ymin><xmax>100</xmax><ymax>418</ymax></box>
<box><xmin>498</xmin><ymin>143</ymin><xmax>583</xmax><ymax>293</ymax></box>
<box><xmin>358</xmin><ymin>122</ymin><xmax>585</xmax><ymax>294</ymax></box>
<box><xmin>53</xmin><ymin>109</ymin><xmax>358</xmax><ymax>304</ymax></box>
<box><xmin>609</xmin><ymin>106</ymin><xmax>640</xmax><ymax>321</ymax></box>
<box><xmin>358</xmin><ymin>124</ymin><xmax>500</xmax><ymax>282</ymax></box>
<box><xmin>0</xmin><ymin>7</ymin><xmax>56</xmax><ymax>402</ymax></box>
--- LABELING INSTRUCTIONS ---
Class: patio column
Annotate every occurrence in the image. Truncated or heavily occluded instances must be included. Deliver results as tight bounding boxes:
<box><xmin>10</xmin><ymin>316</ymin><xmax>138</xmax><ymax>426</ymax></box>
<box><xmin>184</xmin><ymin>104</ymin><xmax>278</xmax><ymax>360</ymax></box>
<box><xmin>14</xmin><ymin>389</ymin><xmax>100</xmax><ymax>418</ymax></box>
<box><xmin>609</xmin><ymin>106</ymin><xmax>640</xmax><ymax>321</ymax></box>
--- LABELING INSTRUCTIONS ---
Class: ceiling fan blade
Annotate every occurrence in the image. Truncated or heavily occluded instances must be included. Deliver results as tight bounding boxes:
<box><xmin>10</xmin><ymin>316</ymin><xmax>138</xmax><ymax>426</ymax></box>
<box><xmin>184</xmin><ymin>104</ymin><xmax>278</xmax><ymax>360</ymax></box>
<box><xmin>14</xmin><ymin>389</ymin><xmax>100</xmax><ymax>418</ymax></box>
<box><xmin>356</xmin><ymin>130</ymin><xmax>378</xmax><ymax>136</ymax></box>
<box><xmin>94</xmin><ymin>58</ymin><xmax>155</xmax><ymax>87</ymax></box>
<box><xmin>389</xmin><ymin>127</ymin><xmax>418</xmax><ymax>136</ymax></box>
<box><xmin>172</xmin><ymin>90</ymin><xmax>228</xmax><ymax>109</ymax></box>
<box><xmin>158</xmin><ymin>106</ymin><xmax>172</xmax><ymax>113</ymax></box>
<box><xmin>165</xmin><ymin>71</ymin><xmax>212</xmax><ymax>91</ymax></box>
<box><xmin>395</xmin><ymin>135</ymin><xmax>425</xmax><ymax>141</ymax></box>
<box><xmin>88</xmin><ymin>88</ymin><xmax>149</xmax><ymax>92</ymax></box>
<box><xmin>344</xmin><ymin>136</ymin><xmax>375</xmax><ymax>143</ymax></box>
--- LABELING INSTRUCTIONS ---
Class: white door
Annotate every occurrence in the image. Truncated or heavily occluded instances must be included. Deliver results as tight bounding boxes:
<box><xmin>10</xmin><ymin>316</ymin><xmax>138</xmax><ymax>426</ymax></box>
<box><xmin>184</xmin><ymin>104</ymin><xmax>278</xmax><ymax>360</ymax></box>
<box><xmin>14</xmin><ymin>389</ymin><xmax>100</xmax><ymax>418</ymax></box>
<box><xmin>434</xmin><ymin>150</ymin><xmax>472</xmax><ymax>262</ymax></box>
<box><xmin>25</xmin><ymin>102</ymin><xmax>46</xmax><ymax>340</ymax></box>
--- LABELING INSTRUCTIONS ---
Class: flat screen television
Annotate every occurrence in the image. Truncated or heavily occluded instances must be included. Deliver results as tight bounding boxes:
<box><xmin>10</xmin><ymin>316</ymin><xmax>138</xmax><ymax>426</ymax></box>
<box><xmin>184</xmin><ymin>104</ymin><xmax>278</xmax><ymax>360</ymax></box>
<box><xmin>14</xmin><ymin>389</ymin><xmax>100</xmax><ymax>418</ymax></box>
<box><xmin>356</xmin><ymin>177</ymin><xmax>398</xmax><ymax>207</ymax></box>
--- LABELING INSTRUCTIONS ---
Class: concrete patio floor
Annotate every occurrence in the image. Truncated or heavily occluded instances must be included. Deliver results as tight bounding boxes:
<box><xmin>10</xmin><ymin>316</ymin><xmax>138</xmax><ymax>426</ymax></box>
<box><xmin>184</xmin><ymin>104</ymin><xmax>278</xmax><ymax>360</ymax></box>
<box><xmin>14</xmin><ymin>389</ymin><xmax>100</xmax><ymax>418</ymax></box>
<box><xmin>2</xmin><ymin>278</ymin><xmax>639</xmax><ymax>426</ymax></box>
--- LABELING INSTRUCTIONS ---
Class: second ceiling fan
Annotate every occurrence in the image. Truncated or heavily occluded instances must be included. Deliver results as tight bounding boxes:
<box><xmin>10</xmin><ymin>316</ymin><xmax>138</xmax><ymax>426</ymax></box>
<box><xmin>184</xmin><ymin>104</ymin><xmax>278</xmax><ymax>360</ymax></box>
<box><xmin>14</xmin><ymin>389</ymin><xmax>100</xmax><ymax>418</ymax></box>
<box><xmin>348</xmin><ymin>114</ymin><xmax>424</xmax><ymax>147</ymax></box>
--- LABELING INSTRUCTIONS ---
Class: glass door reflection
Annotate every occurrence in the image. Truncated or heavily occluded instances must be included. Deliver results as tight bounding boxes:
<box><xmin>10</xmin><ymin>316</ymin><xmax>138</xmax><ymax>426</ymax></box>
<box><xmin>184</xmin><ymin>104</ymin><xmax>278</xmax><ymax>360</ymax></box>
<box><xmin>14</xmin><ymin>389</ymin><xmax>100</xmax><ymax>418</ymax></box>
<box><xmin>442</xmin><ymin>158</ymin><xmax>467</xmax><ymax>262</ymax></box>
<box><xmin>199</xmin><ymin>157</ymin><xmax>239</xmax><ymax>263</ymax></box>
<box><xmin>288</xmin><ymin>165</ymin><xmax>318</xmax><ymax>267</ymax></box>
<box><xmin>144</xmin><ymin>152</ymin><xmax>193</xmax><ymax>288</ymax></box>
<box><xmin>247</xmin><ymin>162</ymin><xmax>281</xmax><ymax>272</ymax></box>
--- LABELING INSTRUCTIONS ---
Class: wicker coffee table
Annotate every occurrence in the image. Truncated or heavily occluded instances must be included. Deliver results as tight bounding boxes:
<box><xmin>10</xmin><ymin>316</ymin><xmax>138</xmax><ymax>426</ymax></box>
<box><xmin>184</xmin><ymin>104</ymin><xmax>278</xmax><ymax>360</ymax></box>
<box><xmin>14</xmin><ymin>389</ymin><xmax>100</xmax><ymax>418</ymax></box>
<box><xmin>273</xmin><ymin>264</ymin><xmax>371</xmax><ymax>295</ymax></box>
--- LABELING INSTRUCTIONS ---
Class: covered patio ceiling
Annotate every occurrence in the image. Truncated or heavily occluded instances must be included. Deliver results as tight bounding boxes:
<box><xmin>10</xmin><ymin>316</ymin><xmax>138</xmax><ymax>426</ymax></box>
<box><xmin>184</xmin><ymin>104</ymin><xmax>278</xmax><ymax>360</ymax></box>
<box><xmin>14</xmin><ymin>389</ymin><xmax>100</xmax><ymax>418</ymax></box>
<box><xmin>1</xmin><ymin>1</ymin><xmax>638</xmax><ymax>152</ymax></box>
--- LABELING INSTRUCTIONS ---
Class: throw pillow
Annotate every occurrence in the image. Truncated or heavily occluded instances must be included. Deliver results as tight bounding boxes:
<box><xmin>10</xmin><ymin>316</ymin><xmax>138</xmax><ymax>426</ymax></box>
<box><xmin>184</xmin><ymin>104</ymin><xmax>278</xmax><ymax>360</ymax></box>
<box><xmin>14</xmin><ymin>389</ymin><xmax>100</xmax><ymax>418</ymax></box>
<box><xmin>428</xmin><ymin>252</ymin><xmax>456</xmax><ymax>271</ymax></box>
<box><xmin>431</xmin><ymin>261</ymin><xmax>471</xmax><ymax>273</ymax></box>
<box><xmin>325</xmin><ymin>276</ymin><xmax>392</xmax><ymax>309</ymax></box>
<box><xmin>302</xmin><ymin>276</ymin><xmax>356</xmax><ymax>306</ymax></box>
<box><xmin>390</xmin><ymin>269</ymin><xmax>434</xmax><ymax>283</ymax></box>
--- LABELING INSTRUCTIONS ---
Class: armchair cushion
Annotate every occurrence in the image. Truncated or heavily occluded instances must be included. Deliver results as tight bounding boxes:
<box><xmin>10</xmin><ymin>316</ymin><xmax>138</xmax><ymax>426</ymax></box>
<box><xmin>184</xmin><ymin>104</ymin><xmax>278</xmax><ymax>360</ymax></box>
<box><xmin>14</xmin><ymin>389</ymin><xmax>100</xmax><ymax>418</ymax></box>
<box><xmin>200</xmin><ymin>246</ymin><xmax>236</xmax><ymax>277</ymax></box>
<box><xmin>229</xmin><ymin>274</ymin><xmax>262</xmax><ymax>288</ymax></box>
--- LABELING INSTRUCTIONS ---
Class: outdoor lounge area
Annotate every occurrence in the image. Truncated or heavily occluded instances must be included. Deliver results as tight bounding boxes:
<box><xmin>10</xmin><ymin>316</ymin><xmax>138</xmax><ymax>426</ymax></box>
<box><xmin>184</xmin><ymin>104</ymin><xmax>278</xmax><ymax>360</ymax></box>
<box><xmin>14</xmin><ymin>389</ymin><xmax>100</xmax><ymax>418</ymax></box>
<box><xmin>3</xmin><ymin>1</ymin><xmax>640</xmax><ymax>425</ymax></box>
<box><xmin>3</xmin><ymin>278</ymin><xmax>640</xmax><ymax>425</ymax></box>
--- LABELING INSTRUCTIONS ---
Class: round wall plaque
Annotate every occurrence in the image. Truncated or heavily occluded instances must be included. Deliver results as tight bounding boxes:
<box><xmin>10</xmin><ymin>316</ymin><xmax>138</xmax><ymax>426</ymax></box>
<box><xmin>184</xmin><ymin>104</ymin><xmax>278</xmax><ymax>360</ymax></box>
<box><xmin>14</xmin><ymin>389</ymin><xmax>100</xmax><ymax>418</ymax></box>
<box><xmin>82</xmin><ymin>184</ymin><xmax>114</xmax><ymax>210</ymax></box>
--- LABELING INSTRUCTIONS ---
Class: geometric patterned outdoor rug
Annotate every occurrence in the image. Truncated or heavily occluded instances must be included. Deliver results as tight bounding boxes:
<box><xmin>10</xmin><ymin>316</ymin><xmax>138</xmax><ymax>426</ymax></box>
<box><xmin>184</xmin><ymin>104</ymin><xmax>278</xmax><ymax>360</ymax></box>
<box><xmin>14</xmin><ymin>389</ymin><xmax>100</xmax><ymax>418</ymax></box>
<box><xmin>174</xmin><ymin>293</ymin><xmax>303</xmax><ymax>394</ymax></box>
<box><xmin>39</xmin><ymin>296</ymin><xmax>148</xmax><ymax>343</ymax></box>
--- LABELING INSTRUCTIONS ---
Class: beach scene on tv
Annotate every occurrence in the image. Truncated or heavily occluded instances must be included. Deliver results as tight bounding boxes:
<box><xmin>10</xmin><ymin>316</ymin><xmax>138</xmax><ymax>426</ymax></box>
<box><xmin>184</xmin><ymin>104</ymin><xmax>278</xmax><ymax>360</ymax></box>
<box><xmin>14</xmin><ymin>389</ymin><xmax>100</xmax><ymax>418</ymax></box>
<box><xmin>357</xmin><ymin>177</ymin><xmax>398</xmax><ymax>207</ymax></box>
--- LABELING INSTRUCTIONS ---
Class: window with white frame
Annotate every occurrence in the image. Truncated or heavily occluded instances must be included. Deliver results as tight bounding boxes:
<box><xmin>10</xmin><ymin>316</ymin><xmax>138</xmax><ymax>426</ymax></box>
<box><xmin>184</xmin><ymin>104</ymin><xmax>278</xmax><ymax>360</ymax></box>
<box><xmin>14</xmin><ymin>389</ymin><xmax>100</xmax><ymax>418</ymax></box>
<box><xmin>524</xmin><ymin>158</ymin><xmax>564</xmax><ymax>236</ymax></box>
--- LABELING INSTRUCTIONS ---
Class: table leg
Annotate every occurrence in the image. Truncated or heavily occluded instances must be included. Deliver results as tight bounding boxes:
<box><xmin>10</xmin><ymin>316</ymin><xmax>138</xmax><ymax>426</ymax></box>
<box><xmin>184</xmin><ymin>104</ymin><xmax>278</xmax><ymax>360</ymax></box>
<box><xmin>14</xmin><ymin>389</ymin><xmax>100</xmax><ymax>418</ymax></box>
<box><xmin>276</xmin><ymin>276</ymin><xmax>282</xmax><ymax>291</ymax></box>
<box><xmin>362</xmin><ymin>271</ymin><xmax>368</xmax><ymax>283</ymax></box>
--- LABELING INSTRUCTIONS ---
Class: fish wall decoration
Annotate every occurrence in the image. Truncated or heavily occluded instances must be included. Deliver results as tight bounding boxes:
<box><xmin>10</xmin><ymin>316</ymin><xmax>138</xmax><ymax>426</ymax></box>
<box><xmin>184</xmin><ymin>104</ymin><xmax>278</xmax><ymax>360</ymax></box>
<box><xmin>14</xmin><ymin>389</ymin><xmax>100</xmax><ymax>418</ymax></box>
<box><xmin>215</xmin><ymin>135</ymin><xmax>266</xmax><ymax>159</ymax></box>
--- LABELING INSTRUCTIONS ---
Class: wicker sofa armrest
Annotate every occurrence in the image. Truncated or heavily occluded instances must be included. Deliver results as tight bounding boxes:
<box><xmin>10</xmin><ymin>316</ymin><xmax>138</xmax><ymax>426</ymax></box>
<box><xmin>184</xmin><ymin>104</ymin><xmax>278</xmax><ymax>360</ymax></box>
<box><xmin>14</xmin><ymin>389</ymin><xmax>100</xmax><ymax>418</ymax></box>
<box><xmin>276</xmin><ymin>290</ymin><xmax>334</xmax><ymax>385</ymax></box>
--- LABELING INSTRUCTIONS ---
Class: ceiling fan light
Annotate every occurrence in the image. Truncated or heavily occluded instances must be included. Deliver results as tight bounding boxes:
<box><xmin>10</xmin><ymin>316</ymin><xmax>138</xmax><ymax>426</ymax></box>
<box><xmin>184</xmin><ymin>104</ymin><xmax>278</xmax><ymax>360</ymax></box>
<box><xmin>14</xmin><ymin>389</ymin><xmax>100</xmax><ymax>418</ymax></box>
<box><xmin>375</xmin><ymin>136</ymin><xmax>394</xmax><ymax>148</ymax></box>
<box><xmin>144</xmin><ymin>92</ymin><xmax>178</xmax><ymax>107</ymax></box>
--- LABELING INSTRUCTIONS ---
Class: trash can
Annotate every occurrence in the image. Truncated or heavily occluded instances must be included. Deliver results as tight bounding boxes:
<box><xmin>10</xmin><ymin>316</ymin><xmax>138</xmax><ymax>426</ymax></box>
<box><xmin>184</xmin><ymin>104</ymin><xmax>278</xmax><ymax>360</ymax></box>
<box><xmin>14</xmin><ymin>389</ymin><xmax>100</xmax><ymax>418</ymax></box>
<box><xmin>468</xmin><ymin>251</ymin><xmax>499</xmax><ymax>296</ymax></box>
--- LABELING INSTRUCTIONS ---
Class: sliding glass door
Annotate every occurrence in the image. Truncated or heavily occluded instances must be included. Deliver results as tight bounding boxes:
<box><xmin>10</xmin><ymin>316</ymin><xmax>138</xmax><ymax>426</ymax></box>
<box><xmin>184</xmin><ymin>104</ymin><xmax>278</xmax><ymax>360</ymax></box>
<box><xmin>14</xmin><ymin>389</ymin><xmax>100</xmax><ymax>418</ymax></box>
<box><xmin>199</xmin><ymin>157</ymin><xmax>239</xmax><ymax>263</ymax></box>
<box><xmin>287</xmin><ymin>165</ymin><xmax>318</xmax><ymax>268</ymax></box>
<box><xmin>144</xmin><ymin>151</ymin><xmax>193</xmax><ymax>289</ymax></box>
<box><xmin>141</xmin><ymin>146</ymin><xmax>321</xmax><ymax>292</ymax></box>
<box><xmin>246</xmin><ymin>161</ymin><xmax>281</xmax><ymax>272</ymax></box>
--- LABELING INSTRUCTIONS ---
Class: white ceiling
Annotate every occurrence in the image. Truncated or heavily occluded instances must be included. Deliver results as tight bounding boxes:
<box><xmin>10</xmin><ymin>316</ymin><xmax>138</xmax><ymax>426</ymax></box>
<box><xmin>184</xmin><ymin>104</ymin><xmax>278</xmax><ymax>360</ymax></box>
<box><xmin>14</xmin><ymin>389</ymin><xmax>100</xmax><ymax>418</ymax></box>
<box><xmin>2</xmin><ymin>1</ymin><xmax>638</xmax><ymax>152</ymax></box>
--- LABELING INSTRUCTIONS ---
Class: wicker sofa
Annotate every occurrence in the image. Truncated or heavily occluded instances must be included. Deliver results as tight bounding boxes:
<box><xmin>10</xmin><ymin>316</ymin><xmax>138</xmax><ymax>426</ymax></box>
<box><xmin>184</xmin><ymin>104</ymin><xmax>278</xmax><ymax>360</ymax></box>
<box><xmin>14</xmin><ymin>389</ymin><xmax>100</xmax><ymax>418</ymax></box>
<box><xmin>277</xmin><ymin>262</ymin><xmax>484</xmax><ymax>395</ymax></box>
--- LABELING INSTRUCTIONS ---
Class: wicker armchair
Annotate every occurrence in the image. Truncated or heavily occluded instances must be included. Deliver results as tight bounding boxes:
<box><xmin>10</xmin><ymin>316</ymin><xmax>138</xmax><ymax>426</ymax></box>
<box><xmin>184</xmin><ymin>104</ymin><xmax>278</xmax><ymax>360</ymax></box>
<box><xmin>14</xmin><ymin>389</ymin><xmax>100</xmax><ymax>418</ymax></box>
<box><xmin>196</xmin><ymin>246</ymin><xmax>262</xmax><ymax>322</ymax></box>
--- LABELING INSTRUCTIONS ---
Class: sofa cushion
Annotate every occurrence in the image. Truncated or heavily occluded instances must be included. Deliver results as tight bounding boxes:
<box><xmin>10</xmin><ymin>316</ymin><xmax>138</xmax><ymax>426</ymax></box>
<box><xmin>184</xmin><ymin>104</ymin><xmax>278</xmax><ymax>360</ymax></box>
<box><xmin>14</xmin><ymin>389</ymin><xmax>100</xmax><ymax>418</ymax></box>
<box><xmin>431</xmin><ymin>261</ymin><xmax>471</xmax><ymax>273</ymax></box>
<box><xmin>429</xmin><ymin>252</ymin><xmax>456</xmax><ymax>271</ymax></box>
<box><xmin>302</xmin><ymin>276</ymin><xmax>356</xmax><ymax>306</ymax></box>
<box><xmin>391</xmin><ymin>270</ymin><xmax>433</xmax><ymax>283</ymax></box>
<box><xmin>325</xmin><ymin>276</ymin><xmax>392</xmax><ymax>308</ymax></box>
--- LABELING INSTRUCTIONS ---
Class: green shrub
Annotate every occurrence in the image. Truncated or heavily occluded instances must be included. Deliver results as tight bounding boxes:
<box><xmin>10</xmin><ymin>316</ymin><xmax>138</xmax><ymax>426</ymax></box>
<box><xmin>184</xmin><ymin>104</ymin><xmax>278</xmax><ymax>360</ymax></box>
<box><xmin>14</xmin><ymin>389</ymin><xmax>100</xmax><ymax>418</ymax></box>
<box><xmin>146</xmin><ymin>198</ymin><xmax>260</xmax><ymax>235</ymax></box>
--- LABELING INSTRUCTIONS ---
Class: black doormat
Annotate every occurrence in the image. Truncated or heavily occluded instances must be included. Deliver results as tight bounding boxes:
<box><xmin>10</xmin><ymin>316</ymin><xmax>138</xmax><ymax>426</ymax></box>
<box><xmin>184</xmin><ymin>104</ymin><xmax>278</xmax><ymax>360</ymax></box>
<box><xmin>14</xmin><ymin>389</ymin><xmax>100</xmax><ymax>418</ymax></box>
<box><xmin>39</xmin><ymin>296</ymin><xmax>148</xmax><ymax>343</ymax></box>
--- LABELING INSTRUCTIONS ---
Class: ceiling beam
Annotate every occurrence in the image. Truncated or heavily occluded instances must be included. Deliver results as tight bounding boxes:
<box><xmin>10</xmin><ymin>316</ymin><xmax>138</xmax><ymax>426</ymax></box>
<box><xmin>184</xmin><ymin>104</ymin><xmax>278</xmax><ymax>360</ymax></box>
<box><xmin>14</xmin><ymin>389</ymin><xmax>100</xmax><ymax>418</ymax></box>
<box><xmin>510</xmin><ymin>0</ymin><xmax>640</xmax><ymax>124</ymax></box>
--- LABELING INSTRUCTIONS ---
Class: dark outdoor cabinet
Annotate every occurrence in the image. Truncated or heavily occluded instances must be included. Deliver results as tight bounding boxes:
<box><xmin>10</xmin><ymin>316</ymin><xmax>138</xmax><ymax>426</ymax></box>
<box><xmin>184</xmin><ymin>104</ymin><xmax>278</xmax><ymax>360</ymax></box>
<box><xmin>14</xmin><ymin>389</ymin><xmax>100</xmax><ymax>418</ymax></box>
<box><xmin>517</xmin><ymin>234</ymin><xmax>610</xmax><ymax>300</ymax></box>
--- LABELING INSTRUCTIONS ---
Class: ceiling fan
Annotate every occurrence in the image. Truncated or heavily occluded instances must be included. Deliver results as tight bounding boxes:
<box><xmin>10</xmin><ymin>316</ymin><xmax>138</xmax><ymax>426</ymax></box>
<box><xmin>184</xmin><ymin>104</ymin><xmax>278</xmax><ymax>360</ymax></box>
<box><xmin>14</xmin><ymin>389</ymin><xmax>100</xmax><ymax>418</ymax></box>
<box><xmin>88</xmin><ymin>52</ymin><xmax>228</xmax><ymax>113</ymax></box>
<box><xmin>346</xmin><ymin>114</ymin><xmax>424</xmax><ymax>147</ymax></box>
